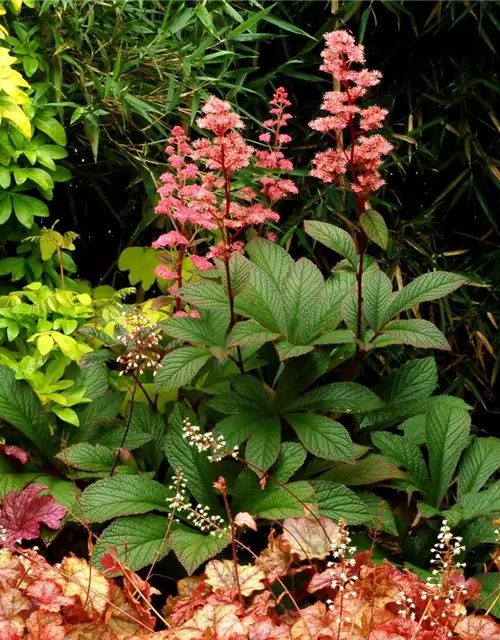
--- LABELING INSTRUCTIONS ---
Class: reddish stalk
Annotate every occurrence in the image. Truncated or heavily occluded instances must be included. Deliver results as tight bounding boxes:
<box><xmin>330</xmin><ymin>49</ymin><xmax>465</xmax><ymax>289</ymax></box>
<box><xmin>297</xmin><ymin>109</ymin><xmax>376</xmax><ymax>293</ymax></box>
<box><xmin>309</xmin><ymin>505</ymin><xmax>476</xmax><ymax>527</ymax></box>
<box><xmin>217</xmin><ymin>477</ymin><xmax>243</xmax><ymax>604</ymax></box>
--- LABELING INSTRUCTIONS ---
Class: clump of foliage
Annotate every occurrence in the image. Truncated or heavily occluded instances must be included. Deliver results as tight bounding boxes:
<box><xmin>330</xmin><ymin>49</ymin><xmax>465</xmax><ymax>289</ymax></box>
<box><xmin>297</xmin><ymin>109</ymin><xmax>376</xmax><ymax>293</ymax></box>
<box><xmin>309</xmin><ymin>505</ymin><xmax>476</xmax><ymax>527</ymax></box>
<box><xmin>0</xmin><ymin>19</ymin><xmax>500</xmax><ymax>638</ymax></box>
<box><xmin>1</xmin><ymin>505</ymin><xmax>499</xmax><ymax>639</ymax></box>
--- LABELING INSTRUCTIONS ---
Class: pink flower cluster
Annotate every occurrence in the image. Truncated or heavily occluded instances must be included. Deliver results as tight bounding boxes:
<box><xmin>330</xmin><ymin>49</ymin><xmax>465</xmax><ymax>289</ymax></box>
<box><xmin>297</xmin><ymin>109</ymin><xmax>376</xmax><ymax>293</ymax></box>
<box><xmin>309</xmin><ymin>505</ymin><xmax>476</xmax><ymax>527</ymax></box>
<box><xmin>310</xmin><ymin>30</ymin><xmax>393</xmax><ymax>197</ymax></box>
<box><xmin>152</xmin><ymin>91</ymin><xmax>296</xmax><ymax>309</ymax></box>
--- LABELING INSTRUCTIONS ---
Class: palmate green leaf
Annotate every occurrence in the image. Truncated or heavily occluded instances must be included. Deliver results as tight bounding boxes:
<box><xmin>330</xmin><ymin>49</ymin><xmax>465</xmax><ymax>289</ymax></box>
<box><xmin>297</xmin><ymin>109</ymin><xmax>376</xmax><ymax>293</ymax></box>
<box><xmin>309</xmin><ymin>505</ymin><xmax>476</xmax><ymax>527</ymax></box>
<box><xmin>235</xmin><ymin>265</ymin><xmax>287</xmax><ymax>334</ymax></box>
<box><xmin>233</xmin><ymin>470</ymin><xmax>316</xmax><ymax>519</ymax></box>
<box><xmin>81</xmin><ymin>475</ymin><xmax>173</xmax><ymax>523</ymax></box>
<box><xmin>165</xmin><ymin>403</ymin><xmax>215</xmax><ymax>508</ymax></box>
<box><xmin>179</xmin><ymin>281</ymin><xmax>230</xmax><ymax>311</ymax></box>
<box><xmin>312</xmin><ymin>480</ymin><xmax>374</xmax><ymax>525</ymax></box>
<box><xmin>0</xmin><ymin>365</ymin><xmax>54</xmax><ymax>458</ymax></box>
<box><xmin>363</xmin><ymin>271</ymin><xmax>392</xmax><ymax>332</ymax></box>
<box><xmin>246</xmin><ymin>237</ymin><xmax>293</xmax><ymax>287</ymax></box>
<box><xmin>56</xmin><ymin>443</ymin><xmax>115</xmax><ymax>472</ymax></box>
<box><xmin>458</xmin><ymin>437</ymin><xmax>500</xmax><ymax>499</ymax></box>
<box><xmin>319</xmin><ymin>455</ymin><xmax>405</xmax><ymax>486</ymax></box>
<box><xmin>282</xmin><ymin>382</ymin><xmax>384</xmax><ymax>414</ymax></box>
<box><xmin>170</xmin><ymin>525</ymin><xmax>229</xmax><ymax>576</ymax></box>
<box><xmin>228</xmin><ymin>320</ymin><xmax>280</xmax><ymax>348</ymax></box>
<box><xmin>472</xmin><ymin>573</ymin><xmax>500</xmax><ymax>619</ymax></box>
<box><xmin>341</xmin><ymin>289</ymin><xmax>361</xmax><ymax>333</ymax></box>
<box><xmin>271</xmin><ymin>443</ymin><xmax>307</xmax><ymax>483</ymax></box>
<box><xmin>387</xmin><ymin>271</ymin><xmax>467</xmax><ymax>318</ymax></box>
<box><xmin>245</xmin><ymin>416</ymin><xmax>281</xmax><ymax>475</ymax></box>
<box><xmin>155</xmin><ymin>347</ymin><xmax>212</xmax><ymax>392</ymax></box>
<box><xmin>285</xmin><ymin>413</ymin><xmax>353</xmax><ymax>462</ymax></box>
<box><xmin>304</xmin><ymin>220</ymin><xmax>358</xmax><ymax>266</ymax></box>
<box><xmin>360</xmin><ymin>209</ymin><xmax>389</xmax><ymax>250</ymax></box>
<box><xmin>426</xmin><ymin>405</ymin><xmax>471</xmax><ymax>507</ymax></box>
<box><xmin>281</xmin><ymin>258</ymin><xmax>325</xmax><ymax>344</ymax></box>
<box><xmin>371</xmin><ymin>432</ymin><xmax>430</xmax><ymax>493</ymax></box>
<box><xmin>375</xmin><ymin>319</ymin><xmax>450</xmax><ymax>350</ymax></box>
<box><xmin>93</xmin><ymin>515</ymin><xmax>171</xmax><ymax>573</ymax></box>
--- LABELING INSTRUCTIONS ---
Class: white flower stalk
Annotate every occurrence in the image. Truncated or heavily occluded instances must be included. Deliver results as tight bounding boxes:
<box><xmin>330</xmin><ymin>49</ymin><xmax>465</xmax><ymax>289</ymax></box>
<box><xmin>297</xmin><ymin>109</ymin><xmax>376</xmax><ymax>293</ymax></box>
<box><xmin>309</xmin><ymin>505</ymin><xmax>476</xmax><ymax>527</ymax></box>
<box><xmin>182</xmin><ymin>417</ymin><xmax>239</xmax><ymax>462</ymax></box>
<box><xmin>166</xmin><ymin>468</ymin><xmax>229</xmax><ymax>538</ymax></box>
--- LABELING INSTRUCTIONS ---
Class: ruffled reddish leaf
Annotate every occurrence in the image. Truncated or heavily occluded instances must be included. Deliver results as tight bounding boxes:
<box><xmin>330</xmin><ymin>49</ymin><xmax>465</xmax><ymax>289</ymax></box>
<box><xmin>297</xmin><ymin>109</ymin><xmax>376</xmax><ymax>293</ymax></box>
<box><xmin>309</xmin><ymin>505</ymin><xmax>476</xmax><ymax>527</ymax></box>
<box><xmin>25</xmin><ymin>611</ymin><xmax>66</xmax><ymax>640</ymax></box>
<box><xmin>0</xmin><ymin>485</ymin><xmax>67</xmax><ymax>547</ymax></box>
<box><xmin>456</xmin><ymin>614</ymin><xmax>500</xmax><ymax>640</ymax></box>
<box><xmin>27</xmin><ymin>580</ymin><xmax>75</xmax><ymax>613</ymax></box>
<box><xmin>0</xmin><ymin>621</ymin><xmax>22</xmax><ymax>640</ymax></box>
<box><xmin>0</xmin><ymin>445</ymin><xmax>30</xmax><ymax>464</ymax></box>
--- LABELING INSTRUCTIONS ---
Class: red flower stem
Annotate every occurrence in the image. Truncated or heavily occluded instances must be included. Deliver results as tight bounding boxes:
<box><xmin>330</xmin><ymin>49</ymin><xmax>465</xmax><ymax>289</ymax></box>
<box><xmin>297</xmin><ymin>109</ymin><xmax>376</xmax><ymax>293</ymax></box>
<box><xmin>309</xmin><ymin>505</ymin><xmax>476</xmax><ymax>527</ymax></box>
<box><xmin>220</xmin><ymin>485</ymin><xmax>243</xmax><ymax>604</ymax></box>
<box><xmin>220</xmin><ymin>144</ymin><xmax>244</xmax><ymax>373</ymax></box>
<box><xmin>175</xmin><ymin>243</ymin><xmax>186</xmax><ymax>312</ymax></box>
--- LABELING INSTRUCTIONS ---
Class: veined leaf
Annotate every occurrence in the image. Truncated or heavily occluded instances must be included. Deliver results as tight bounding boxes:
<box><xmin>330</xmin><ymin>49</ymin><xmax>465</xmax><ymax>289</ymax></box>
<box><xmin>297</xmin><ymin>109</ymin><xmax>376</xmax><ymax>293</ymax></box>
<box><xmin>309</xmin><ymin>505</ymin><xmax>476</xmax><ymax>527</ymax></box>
<box><xmin>246</xmin><ymin>237</ymin><xmax>293</xmax><ymax>286</ymax></box>
<box><xmin>217</xmin><ymin>252</ymin><xmax>251</xmax><ymax>296</ymax></box>
<box><xmin>282</xmin><ymin>382</ymin><xmax>383</xmax><ymax>414</ymax></box>
<box><xmin>213</xmin><ymin>412</ymin><xmax>263</xmax><ymax>448</ymax></box>
<box><xmin>162</xmin><ymin>311</ymin><xmax>229</xmax><ymax>347</ymax></box>
<box><xmin>82</xmin><ymin>476</ymin><xmax>173</xmax><ymax>523</ymax></box>
<box><xmin>285</xmin><ymin>413</ymin><xmax>353</xmax><ymax>461</ymax></box>
<box><xmin>179</xmin><ymin>281</ymin><xmax>229</xmax><ymax>311</ymax></box>
<box><xmin>304</xmin><ymin>220</ymin><xmax>358</xmax><ymax>266</ymax></box>
<box><xmin>458</xmin><ymin>437</ymin><xmax>500</xmax><ymax>499</ymax></box>
<box><xmin>228</xmin><ymin>320</ymin><xmax>280</xmax><ymax>348</ymax></box>
<box><xmin>275</xmin><ymin>341</ymin><xmax>314</xmax><ymax>361</ymax></box>
<box><xmin>235</xmin><ymin>265</ymin><xmax>287</xmax><ymax>334</ymax></box>
<box><xmin>245</xmin><ymin>416</ymin><xmax>281</xmax><ymax>474</ymax></box>
<box><xmin>93</xmin><ymin>515</ymin><xmax>171</xmax><ymax>573</ymax></box>
<box><xmin>371</xmin><ymin>432</ymin><xmax>430</xmax><ymax>493</ymax></box>
<box><xmin>319</xmin><ymin>455</ymin><xmax>405</xmax><ymax>486</ymax></box>
<box><xmin>387</xmin><ymin>272</ymin><xmax>466</xmax><ymax>318</ymax></box>
<box><xmin>56</xmin><ymin>443</ymin><xmax>114</xmax><ymax>472</ymax></box>
<box><xmin>155</xmin><ymin>347</ymin><xmax>212</xmax><ymax>392</ymax></box>
<box><xmin>426</xmin><ymin>404</ymin><xmax>471</xmax><ymax>507</ymax></box>
<box><xmin>233</xmin><ymin>470</ymin><xmax>316</xmax><ymax>519</ymax></box>
<box><xmin>271</xmin><ymin>443</ymin><xmax>307</xmax><ymax>483</ymax></box>
<box><xmin>0</xmin><ymin>365</ymin><xmax>54</xmax><ymax>458</ymax></box>
<box><xmin>313</xmin><ymin>480</ymin><xmax>374</xmax><ymax>524</ymax></box>
<box><xmin>281</xmin><ymin>258</ymin><xmax>325</xmax><ymax>344</ymax></box>
<box><xmin>376</xmin><ymin>319</ymin><xmax>450</xmax><ymax>350</ymax></box>
<box><xmin>360</xmin><ymin>209</ymin><xmax>389</xmax><ymax>250</ymax></box>
<box><xmin>363</xmin><ymin>271</ymin><xmax>392</xmax><ymax>331</ymax></box>
<box><xmin>170</xmin><ymin>525</ymin><xmax>229</xmax><ymax>576</ymax></box>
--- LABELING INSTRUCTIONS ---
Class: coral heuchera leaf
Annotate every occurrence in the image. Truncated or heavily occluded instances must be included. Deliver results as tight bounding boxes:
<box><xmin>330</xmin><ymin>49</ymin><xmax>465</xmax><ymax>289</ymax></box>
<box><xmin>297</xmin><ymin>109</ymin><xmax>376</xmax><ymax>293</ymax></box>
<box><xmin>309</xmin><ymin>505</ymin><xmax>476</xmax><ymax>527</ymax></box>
<box><xmin>0</xmin><ymin>443</ymin><xmax>31</xmax><ymax>464</ymax></box>
<box><xmin>0</xmin><ymin>484</ymin><xmax>67</xmax><ymax>547</ymax></box>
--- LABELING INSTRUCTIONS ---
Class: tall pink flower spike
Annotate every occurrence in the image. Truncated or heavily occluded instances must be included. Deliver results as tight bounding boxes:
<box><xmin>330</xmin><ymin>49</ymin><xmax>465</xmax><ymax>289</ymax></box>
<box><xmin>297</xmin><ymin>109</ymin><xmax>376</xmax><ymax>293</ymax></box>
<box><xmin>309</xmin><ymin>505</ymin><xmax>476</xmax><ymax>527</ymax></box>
<box><xmin>152</xmin><ymin>90</ymin><xmax>296</xmax><ymax>313</ymax></box>
<box><xmin>309</xmin><ymin>29</ymin><xmax>392</xmax><ymax>197</ymax></box>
